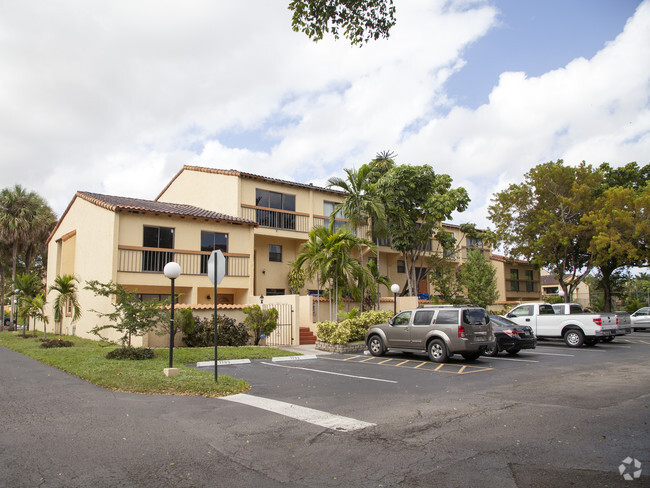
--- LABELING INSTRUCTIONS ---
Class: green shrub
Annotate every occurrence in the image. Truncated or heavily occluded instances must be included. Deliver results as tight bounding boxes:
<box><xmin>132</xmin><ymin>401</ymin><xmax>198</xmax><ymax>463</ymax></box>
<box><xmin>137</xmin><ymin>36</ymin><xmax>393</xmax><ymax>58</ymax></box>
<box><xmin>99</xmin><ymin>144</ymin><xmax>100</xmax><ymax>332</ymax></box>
<box><xmin>106</xmin><ymin>346</ymin><xmax>154</xmax><ymax>360</ymax></box>
<box><xmin>317</xmin><ymin>310</ymin><xmax>393</xmax><ymax>344</ymax></box>
<box><xmin>182</xmin><ymin>315</ymin><xmax>250</xmax><ymax>347</ymax></box>
<box><xmin>40</xmin><ymin>339</ymin><xmax>74</xmax><ymax>348</ymax></box>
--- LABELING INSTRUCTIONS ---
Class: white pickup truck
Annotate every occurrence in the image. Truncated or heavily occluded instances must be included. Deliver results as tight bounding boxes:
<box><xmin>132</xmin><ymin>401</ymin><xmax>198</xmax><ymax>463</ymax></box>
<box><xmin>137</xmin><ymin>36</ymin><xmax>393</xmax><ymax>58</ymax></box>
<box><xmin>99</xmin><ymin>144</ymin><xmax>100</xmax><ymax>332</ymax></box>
<box><xmin>504</xmin><ymin>302</ymin><xmax>618</xmax><ymax>347</ymax></box>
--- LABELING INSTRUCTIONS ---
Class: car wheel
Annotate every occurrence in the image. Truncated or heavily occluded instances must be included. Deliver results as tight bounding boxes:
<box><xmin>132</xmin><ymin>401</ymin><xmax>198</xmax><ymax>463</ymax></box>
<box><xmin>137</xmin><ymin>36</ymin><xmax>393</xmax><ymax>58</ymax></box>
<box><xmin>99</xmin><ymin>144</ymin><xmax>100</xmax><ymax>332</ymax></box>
<box><xmin>427</xmin><ymin>339</ymin><xmax>448</xmax><ymax>363</ymax></box>
<box><xmin>564</xmin><ymin>329</ymin><xmax>584</xmax><ymax>348</ymax></box>
<box><xmin>367</xmin><ymin>335</ymin><xmax>385</xmax><ymax>357</ymax></box>
<box><xmin>506</xmin><ymin>347</ymin><xmax>521</xmax><ymax>356</ymax></box>
<box><xmin>483</xmin><ymin>343</ymin><xmax>499</xmax><ymax>356</ymax></box>
<box><xmin>600</xmin><ymin>336</ymin><xmax>614</xmax><ymax>343</ymax></box>
<box><xmin>461</xmin><ymin>351</ymin><xmax>481</xmax><ymax>361</ymax></box>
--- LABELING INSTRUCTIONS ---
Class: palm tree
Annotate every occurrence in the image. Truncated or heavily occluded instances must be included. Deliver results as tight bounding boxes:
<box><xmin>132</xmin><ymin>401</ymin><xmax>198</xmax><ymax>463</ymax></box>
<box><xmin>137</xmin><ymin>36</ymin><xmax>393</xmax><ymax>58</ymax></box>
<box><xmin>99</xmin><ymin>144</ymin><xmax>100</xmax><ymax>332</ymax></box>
<box><xmin>294</xmin><ymin>220</ymin><xmax>375</xmax><ymax>319</ymax></box>
<box><xmin>49</xmin><ymin>274</ymin><xmax>82</xmax><ymax>337</ymax></box>
<box><xmin>12</xmin><ymin>272</ymin><xmax>44</xmax><ymax>337</ymax></box>
<box><xmin>0</xmin><ymin>185</ymin><xmax>56</xmax><ymax>325</ymax></box>
<box><xmin>327</xmin><ymin>165</ymin><xmax>386</xmax><ymax>311</ymax></box>
<box><xmin>23</xmin><ymin>293</ymin><xmax>49</xmax><ymax>339</ymax></box>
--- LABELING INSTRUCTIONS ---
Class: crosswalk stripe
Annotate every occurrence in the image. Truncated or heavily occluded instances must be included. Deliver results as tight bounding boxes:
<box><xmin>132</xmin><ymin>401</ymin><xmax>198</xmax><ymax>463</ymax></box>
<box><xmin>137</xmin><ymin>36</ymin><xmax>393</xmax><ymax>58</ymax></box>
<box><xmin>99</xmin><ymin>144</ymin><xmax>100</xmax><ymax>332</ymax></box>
<box><xmin>221</xmin><ymin>393</ymin><xmax>375</xmax><ymax>432</ymax></box>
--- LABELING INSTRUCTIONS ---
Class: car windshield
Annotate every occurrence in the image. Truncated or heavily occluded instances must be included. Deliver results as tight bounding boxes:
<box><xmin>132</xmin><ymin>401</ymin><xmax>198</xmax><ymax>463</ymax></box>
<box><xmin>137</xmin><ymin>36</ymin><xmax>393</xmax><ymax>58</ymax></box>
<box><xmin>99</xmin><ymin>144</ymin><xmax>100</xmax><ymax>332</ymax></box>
<box><xmin>489</xmin><ymin>315</ymin><xmax>516</xmax><ymax>327</ymax></box>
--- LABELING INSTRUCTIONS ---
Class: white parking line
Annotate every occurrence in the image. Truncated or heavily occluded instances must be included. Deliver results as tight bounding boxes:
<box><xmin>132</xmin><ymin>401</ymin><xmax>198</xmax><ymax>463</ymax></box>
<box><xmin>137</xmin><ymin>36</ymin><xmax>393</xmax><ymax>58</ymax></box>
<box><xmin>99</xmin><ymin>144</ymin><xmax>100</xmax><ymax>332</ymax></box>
<box><xmin>260</xmin><ymin>361</ymin><xmax>398</xmax><ymax>383</ymax></box>
<box><xmin>480</xmin><ymin>356</ymin><xmax>539</xmax><ymax>363</ymax></box>
<box><xmin>197</xmin><ymin>359</ymin><xmax>251</xmax><ymax>367</ymax></box>
<box><xmin>528</xmin><ymin>351</ymin><xmax>574</xmax><ymax>357</ymax></box>
<box><xmin>221</xmin><ymin>393</ymin><xmax>376</xmax><ymax>432</ymax></box>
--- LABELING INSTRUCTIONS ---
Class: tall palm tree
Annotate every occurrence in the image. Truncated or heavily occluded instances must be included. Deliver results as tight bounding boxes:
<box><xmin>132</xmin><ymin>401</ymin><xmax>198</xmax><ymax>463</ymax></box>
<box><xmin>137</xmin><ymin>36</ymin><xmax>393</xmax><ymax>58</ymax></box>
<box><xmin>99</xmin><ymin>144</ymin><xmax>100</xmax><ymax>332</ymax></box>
<box><xmin>49</xmin><ymin>274</ymin><xmax>82</xmax><ymax>337</ymax></box>
<box><xmin>12</xmin><ymin>272</ymin><xmax>44</xmax><ymax>337</ymax></box>
<box><xmin>0</xmin><ymin>185</ymin><xmax>56</xmax><ymax>325</ymax></box>
<box><xmin>327</xmin><ymin>165</ymin><xmax>386</xmax><ymax>311</ymax></box>
<box><xmin>294</xmin><ymin>220</ymin><xmax>375</xmax><ymax>319</ymax></box>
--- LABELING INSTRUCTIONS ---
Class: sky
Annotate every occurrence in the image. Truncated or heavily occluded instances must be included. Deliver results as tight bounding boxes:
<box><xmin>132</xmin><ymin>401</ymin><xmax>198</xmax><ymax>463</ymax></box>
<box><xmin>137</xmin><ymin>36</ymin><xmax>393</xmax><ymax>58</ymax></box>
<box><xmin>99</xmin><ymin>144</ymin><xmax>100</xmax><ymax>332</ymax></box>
<box><xmin>1</xmin><ymin>0</ymin><xmax>648</xmax><ymax>230</ymax></box>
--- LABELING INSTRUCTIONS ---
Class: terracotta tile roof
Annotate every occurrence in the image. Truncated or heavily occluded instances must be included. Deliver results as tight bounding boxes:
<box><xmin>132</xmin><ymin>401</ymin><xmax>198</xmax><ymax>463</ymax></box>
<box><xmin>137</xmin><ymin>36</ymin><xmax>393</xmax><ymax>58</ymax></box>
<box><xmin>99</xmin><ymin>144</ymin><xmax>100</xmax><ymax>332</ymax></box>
<box><xmin>156</xmin><ymin>165</ymin><xmax>344</xmax><ymax>201</ymax></box>
<box><xmin>490</xmin><ymin>253</ymin><xmax>532</xmax><ymax>265</ymax></box>
<box><xmin>77</xmin><ymin>191</ymin><xmax>255</xmax><ymax>224</ymax></box>
<box><xmin>47</xmin><ymin>191</ymin><xmax>256</xmax><ymax>244</ymax></box>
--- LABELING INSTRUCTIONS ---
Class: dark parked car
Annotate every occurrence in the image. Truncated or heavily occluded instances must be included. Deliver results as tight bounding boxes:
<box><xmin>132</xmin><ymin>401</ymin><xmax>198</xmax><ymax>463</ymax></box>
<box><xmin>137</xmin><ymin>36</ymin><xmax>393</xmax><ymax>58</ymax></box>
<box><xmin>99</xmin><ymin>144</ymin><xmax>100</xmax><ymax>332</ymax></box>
<box><xmin>483</xmin><ymin>315</ymin><xmax>537</xmax><ymax>356</ymax></box>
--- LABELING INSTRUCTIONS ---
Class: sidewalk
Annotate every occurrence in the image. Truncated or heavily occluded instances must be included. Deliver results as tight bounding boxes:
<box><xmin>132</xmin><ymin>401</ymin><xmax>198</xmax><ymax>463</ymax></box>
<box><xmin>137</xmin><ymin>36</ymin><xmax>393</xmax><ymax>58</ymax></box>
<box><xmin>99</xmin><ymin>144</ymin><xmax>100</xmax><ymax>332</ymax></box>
<box><xmin>271</xmin><ymin>343</ymin><xmax>333</xmax><ymax>356</ymax></box>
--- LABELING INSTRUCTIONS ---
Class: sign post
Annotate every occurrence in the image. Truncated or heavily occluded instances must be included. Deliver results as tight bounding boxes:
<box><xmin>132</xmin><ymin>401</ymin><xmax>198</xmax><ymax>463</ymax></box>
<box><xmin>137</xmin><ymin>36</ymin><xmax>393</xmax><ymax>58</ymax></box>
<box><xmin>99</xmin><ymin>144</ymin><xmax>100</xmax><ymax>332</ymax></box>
<box><xmin>208</xmin><ymin>250</ymin><xmax>226</xmax><ymax>382</ymax></box>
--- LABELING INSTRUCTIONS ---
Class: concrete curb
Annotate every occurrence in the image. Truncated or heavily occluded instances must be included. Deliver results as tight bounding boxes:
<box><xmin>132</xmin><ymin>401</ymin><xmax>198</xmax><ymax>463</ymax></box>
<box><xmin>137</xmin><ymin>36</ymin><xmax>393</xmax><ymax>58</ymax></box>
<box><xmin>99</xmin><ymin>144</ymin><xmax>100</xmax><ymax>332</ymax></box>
<box><xmin>196</xmin><ymin>355</ymin><xmax>318</xmax><ymax>368</ymax></box>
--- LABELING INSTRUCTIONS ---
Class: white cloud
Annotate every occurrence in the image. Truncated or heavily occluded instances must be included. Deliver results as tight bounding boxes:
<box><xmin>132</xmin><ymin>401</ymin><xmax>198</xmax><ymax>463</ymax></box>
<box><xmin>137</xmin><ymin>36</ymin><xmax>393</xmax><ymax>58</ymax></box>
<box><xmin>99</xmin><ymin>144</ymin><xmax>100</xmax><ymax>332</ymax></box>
<box><xmin>0</xmin><ymin>0</ymin><xmax>648</xmax><ymax>232</ymax></box>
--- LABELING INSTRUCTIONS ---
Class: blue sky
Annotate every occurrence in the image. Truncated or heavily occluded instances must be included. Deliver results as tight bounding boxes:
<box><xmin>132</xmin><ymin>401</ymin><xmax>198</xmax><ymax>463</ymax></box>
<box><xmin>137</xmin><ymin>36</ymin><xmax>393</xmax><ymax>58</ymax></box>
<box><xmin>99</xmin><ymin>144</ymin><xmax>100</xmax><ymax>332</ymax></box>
<box><xmin>448</xmin><ymin>0</ymin><xmax>642</xmax><ymax>108</ymax></box>
<box><xmin>0</xmin><ymin>0</ymin><xmax>648</xmax><ymax>230</ymax></box>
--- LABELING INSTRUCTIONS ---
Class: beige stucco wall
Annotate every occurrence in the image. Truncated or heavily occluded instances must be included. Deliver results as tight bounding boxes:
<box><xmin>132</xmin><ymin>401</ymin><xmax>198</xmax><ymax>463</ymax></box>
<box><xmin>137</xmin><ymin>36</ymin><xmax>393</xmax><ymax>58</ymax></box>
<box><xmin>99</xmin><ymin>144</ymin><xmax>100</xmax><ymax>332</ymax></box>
<box><xmin>157</xmin><ymin>170</ymin><xmax>241</xmax><ymax>216</ymax></box>
<box><xmin>44</xmin><ymin>196</ymin><xmax>120</xmax><ymax>342</ymax></box>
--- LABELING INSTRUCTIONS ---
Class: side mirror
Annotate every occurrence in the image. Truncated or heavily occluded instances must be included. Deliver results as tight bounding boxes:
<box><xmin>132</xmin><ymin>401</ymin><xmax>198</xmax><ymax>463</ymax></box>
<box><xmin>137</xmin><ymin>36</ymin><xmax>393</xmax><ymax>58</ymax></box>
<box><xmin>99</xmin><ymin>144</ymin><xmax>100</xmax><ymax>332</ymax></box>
<box><xmin>388</xmin><ymin>318</ymin><xmax>394</xmax><ymax>326</ymax></box>
<box><xmin>506</xmin><ymin>312</ymin><xmax>514</xmax><ymax>318</ymax></box>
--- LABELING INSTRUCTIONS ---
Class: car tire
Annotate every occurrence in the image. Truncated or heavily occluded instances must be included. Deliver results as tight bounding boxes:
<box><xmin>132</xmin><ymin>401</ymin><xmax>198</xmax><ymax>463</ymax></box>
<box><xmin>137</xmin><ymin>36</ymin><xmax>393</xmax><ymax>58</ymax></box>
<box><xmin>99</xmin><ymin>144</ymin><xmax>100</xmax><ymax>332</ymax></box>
<box><xmin>461</xmin><ymin>351</ymin><xmax>481</xmax><ymax>361</ymax></box>
<box><xmin>427</xmin><ymin>339</ymin><xmax>448</xmax><ymax>363</ymax></box>
<box><xmin>367</xmin><ymin>335</ymin><xmax>385</xmax><ymax>357</ymax></box>
<box><xmin>506</xmin><ymin>347</ymin><xmax>521</xmax><ymax>356</ymax></box>
<box><xmin>483</xmin><ymin>343</ymin><xmax>499</xmax><ymax>356</ymax></box>
<box><xmin>564</xmin><ymin>329</ymin><xmax>584</xmax><ymax>348</ymax></box>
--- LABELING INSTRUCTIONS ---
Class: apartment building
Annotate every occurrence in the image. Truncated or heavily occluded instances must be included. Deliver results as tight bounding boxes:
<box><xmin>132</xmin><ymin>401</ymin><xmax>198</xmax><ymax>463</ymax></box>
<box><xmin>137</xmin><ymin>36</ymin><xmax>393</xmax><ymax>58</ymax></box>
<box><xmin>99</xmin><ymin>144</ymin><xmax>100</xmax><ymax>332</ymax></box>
<box><xmin>45</xmin><ymin>165</ymin><xmax>541</xmax><ymax>344</ymax></box>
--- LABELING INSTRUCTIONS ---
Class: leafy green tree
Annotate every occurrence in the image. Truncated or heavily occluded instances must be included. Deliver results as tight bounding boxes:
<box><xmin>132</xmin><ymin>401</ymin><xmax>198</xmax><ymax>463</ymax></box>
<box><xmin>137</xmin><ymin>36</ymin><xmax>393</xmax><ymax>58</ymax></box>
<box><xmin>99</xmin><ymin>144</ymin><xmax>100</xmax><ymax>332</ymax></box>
<box><xmin>243</xmin><ymin>305</ymin><xmax>279</xmax><ymax>346</ymax></box>
<box><xmin>428</xmin><ymin>224</ymin><xmax>495</xmax><ymax>304</ymax></box>
<box><xmin>49</xmin><ymin>274</ymin><xmax>82</xmax><ymax>337</ymax></box>
<box><xmin>457</xmin><ymin>250</ymin><xmax>499</xmax><ymax>309</ymax></box>
<box><xmin>582</xmin><ymin>163</ymin><xmax>649</xmax><ymax>311</ymax></box>
<box><xmin>85</xmin><ymin>280</ymin><xmax>167</xmax><ymax>347</ymax></box>
<box><xmin>489</xmin><ymin>160</ymin><xmax>600</xmax><ymax>302</ymax></box>
<box><xmin>376</xmin><ymin>164</ymin><xmax>470</xmax><ymax>296</ymax></box>
<box><xmin>289</xmin><ymin>0</ymin><xmax>396</xmax><ymax>45</ymax></box>
<box><xmin>12</xmin><ymin>272</ymin><xmax>44</xmax><ymax>336</ymax></box>
<box><xmin>287</xmin><ymin>264</ymin><xmax>306</xmax><ymax>294</ymax></box>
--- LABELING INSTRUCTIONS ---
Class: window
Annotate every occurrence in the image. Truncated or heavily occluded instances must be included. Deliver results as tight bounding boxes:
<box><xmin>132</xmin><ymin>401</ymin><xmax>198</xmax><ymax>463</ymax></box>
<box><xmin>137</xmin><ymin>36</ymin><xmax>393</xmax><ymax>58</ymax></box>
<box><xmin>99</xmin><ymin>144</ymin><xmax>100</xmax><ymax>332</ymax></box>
<box><xmin>397</xmin><ymin>260</ymin><xmax>406</xmax><ymax>273</ymax></box>
<box><xmin>265</xmin><ymin>288</ymin><xmax>285</xmax><ymax>296</ymax></box>
<box><xmin>323</xmin><ymin>201</ymin><xmax>347</xmax><ymax>231</ymax></box>
<box><xmin>256</xmin><ymin>189</ymin><xmax>296</xmax><ymax>230</ymax></box>
<box><xmin>539</xmin><ymin>304</ymin><xmax>555</xmax><ymax>315</ymax></box>
<box><xmin>466</xmin><ymin>237</ymin><xmax>483</xmax><ymax>248</ymax></box>
<box><xmin>142</xmin><ymin>226</ymin><xmax>174</xmax><ymax>272</ymax></box>
<box><xmin>200</xmin><ymin>231</ymin><xmax>228</xmax><ymax>274</ymax></box>
<box><xmin>65</xmin><ymin>298</ymin><xmax>72</xmax><ymax>317</ymax></box>
<box><xmin>392</xmin><ymin>311</ymin><xmax>411</xmax><ymax>326</ymax></box>
<box><xmin>510</xmin><ymin>269</ymin><xmax>520</xmax><ymax>292</ymax></box>
<box><xmin>510</xmin><ymin>305</ymin><xmax>533</xmax><ymax>317</ymax></box>
<box><xmin>435</xmin><ymin>310</ymin><xmax>459</xmax><ymax>325</ymax></box>
<box><xmin>525</xmin><ymin>269</ymin><xmax>535</xmax><ymax>292</ymax></box>
<box><xmin>269</xmin><ymin>244</ymin><xmax>282</xmax><ymax>262</ymax></box>
<box><xmin>413</xmin><ymin>310</ymin><xmax>434</xmax><ymax>326</ymax></box>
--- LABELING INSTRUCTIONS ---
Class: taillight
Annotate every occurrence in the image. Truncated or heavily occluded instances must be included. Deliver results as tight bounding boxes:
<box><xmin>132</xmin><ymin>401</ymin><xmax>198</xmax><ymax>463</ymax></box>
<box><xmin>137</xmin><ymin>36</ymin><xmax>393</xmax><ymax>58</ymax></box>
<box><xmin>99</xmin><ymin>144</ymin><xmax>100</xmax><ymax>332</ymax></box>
<box><xmin>616</xmin><ymin>317</ymin><xmax>619</xmax><ymax>325</ymax></box>
<box><xmin>504</xmin><ymin>329</ymin><xmax>519</xmax><ymax>336</ymax></box>
<box><xmin>593</xmin><ymin>317</ymin><xmax>602</xmax><ymax>326</ymax></box>
<box><xmin>458</xmin><ymin>325</ymin><xmax>466</xmax><ymax>338</ymax></box>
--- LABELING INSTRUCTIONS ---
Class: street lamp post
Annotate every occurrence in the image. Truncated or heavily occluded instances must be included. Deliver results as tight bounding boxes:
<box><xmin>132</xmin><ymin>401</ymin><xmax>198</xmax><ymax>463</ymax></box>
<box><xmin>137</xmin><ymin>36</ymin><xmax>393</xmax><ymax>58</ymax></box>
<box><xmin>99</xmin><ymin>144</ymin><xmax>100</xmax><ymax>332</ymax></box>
<box><xmin>163</xmin><ymin>262</ymin><xmax>181</xmax><ymax>373</ymax></box>
<box><xmin>391</xmin><ymin>283</ymin><xmax>400</xmax><ymax>315</ymax></box>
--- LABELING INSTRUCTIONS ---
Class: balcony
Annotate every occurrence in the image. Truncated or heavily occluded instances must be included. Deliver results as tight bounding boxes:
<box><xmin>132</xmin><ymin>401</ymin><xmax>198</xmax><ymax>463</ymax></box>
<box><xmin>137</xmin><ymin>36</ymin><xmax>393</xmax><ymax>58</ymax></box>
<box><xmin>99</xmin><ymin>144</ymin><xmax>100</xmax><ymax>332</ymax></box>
<box><xmin>241</xmin><ymin>204</ymin><xmax>310</xmax><ymax>233</ymax></box>
<box><xmin>118</xmin><ymin>246</ymin><xmax>249</xmax><ymax>277</ymax></box>
<box><xmin>506</xmin><ymin>280</ymin><xmax>538</xmax><ymax>293</ymax></box>
<box><xmin>313</xmin><ymin>216</ymin><xmax>352</xmax><ymax>233</ymax></box>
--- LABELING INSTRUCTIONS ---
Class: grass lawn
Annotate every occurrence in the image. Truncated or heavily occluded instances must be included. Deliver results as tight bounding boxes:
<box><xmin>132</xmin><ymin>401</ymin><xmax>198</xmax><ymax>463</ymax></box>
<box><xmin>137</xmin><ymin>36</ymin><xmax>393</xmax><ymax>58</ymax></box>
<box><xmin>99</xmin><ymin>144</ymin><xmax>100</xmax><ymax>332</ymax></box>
<box><xmin>0</xmin><ymin>332</ymin><xmax>299</xmax><ymax>397</ymax></box>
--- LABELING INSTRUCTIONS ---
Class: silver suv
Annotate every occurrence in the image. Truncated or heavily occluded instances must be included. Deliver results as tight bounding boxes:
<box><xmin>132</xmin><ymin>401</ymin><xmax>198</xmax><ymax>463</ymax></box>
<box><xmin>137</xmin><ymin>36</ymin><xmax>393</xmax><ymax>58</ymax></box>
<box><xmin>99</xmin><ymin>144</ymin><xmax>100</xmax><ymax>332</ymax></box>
<box><xmin>365</xmin><ymin>305</ymin><xmax>495</xmax><ymax>363</ymax></box>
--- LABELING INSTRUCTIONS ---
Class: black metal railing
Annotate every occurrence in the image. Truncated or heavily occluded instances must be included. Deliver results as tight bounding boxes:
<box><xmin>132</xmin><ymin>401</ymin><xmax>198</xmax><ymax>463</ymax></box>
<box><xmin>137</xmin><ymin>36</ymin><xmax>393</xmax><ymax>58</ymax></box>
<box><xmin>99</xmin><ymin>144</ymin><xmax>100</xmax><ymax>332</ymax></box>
<box><xmin>242</xmin><ymin>205</ymin><xmax>310</xmax><ymax>232</ymax></box>
<box><xmin>118</xmin><ymin>247</ymin><xmax>249</xmax><ymax>277</ymax></box>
